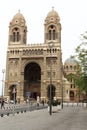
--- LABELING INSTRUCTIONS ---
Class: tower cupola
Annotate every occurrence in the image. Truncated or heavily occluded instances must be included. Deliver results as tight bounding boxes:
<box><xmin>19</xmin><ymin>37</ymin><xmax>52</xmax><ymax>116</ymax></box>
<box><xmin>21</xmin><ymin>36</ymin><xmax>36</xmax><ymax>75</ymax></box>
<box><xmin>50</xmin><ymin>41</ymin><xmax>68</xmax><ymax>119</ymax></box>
<box><xmin>11</xmin><ymin>11</ymin><xmax>26</xmax><ymax>26</ymax></box>
<box><xmin>45</xmin><ymin>7</ymin><xmax>60</xmax><ymax>24</ymax></box>
<box><xmin>44</xmin><ymin>7</ymin><xmax>61</xmax><ymax>45</ymax></box>
<box><xmin>8</xmin><ymin>10</ymin><xmax>27</xmax><ymax>45</ymax></box>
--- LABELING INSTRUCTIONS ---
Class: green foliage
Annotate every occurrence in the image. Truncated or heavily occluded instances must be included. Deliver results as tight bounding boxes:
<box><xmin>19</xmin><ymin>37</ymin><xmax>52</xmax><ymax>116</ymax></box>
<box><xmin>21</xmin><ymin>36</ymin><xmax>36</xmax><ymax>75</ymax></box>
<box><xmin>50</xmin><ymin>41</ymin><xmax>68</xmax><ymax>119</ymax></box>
<box><xmin>52</xmin><ymin>100</ymin><xmax>61</xmax><ymax>106</ymax></box>
<box><xmin>72</xmin><ymin>31</ymin><xmax>87</xmax><ymax>93</ymax></box>
<box><xmin>65</xmin><ymin>63</ymin><xmax>81</xmax><ymax>86</ymax></box>
<box><xmin>47</xmin><ymin>100</ymin><xmax>61</xmax><ymax>106</ymax></box>
<box><xmin>65</xmin><ymin>73</ymin><xmax>76</xmax><ymax>82</ymax></box>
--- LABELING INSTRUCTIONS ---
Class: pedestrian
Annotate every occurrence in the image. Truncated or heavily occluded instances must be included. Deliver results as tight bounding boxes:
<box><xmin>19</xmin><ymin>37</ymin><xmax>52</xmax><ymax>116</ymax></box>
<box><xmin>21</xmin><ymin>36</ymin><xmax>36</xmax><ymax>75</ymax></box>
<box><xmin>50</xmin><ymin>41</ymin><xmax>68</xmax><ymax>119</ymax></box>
<box><xmin>37</xmin><ymin>96</ymin><xmax>40</xmax><ymax>106</ymax></box>
<box><xmin>37</xmin><ymin>100</ymin><xmax>39</xmax><ymax>106</ymax></box>
<box><xmin>1</xmin><ymin>100</ymin><xmax>5</xmax><ymax>109</ymax></box>
<box><xmin>42</xmin><ymin>100</ymin><xmax>44</xmax><ymax>106</ymax></box>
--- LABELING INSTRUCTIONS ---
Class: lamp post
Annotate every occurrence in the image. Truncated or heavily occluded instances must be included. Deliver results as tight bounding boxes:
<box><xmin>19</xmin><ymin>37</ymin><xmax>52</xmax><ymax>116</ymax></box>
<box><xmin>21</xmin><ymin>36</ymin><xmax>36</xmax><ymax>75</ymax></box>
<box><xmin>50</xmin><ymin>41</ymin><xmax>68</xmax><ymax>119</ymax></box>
<box><xmin>2</xmin><ymin>69</ymin><xmax>5</xmax><ymax>100</ymax></box>
<box><xmin>61</xmin><ymin>78</ymin><xmax>66</xmax><ymax>109</ymax></box>
<box><xmin>61</xmin><ymin>82</ymin><xmax>63</xmax><ymax>109</ymax></box>
<box><xmin>12</xmin><ymin>84</ymin><xmax>16</xmax><ymax>116</ymax></box>
<box><xmin>48</xmin><ymin>41</ymin><xmax>53</xmax><ymax>115</ymax></box>
<box><xmin>13</xmin><ymin>81</ymin><xmax>20</xmax><ymax>116</ymax></box>
<box><xmin>13</xmin><ymin>84</ymin><xmax>16</xmax><ymax>104</ymax></box>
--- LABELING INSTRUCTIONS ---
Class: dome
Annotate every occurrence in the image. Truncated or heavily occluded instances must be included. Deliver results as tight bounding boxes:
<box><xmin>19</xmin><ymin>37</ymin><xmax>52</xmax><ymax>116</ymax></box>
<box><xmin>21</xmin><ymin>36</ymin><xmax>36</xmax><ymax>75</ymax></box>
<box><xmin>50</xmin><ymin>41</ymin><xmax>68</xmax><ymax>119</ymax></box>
<box><xmin>13</xmin><ymin>12</ymin><xmax>25</xmax><ymax>20</ymax></box>
<box><xmin>10</xmin><ymin>10</ymin><xmax>26</xmax><ymax>26</ymax></box>
<box><xmin>47</xmin><ymin>7</ymin><xmax>59</xmax><ymax>18</ymax></box>
<box><xmin>64</xmin><ymin>58</ymin><xmax>78</xmax><ymax>64</ymax></box>
<box><xmin>45</xmin><ymin>7</ymin><xmax>60</xmax><ymax>24</ymax></box>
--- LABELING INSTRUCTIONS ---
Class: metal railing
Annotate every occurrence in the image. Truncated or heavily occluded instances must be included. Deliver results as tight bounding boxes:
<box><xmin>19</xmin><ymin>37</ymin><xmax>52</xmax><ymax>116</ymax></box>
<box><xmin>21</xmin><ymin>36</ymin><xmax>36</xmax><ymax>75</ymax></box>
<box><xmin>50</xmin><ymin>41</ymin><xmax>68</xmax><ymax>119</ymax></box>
<box><xmin>0</xmin><ymin>103</ymin><xmax>48</xmax><ymax>117</ymax></box>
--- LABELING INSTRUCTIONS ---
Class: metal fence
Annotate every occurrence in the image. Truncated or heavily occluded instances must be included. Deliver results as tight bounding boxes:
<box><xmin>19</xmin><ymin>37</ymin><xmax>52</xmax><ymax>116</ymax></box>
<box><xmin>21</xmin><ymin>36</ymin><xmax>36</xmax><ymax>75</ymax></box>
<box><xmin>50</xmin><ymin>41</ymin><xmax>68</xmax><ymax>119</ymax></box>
<box><xmin>0</xmin><ymin>102</ymin><xmax>86</xmax><ymax>117</ymax></box>
<box><xmin>0</xmin><ymin>103</ymin><xmax>48</xmax><ymax>117</ymax></box>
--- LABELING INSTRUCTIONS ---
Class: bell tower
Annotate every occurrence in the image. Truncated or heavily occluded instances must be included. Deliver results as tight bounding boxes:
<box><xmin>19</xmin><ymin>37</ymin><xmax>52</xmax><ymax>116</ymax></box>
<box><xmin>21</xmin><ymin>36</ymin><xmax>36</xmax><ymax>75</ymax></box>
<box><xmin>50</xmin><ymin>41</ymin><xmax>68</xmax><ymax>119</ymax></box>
<box><xmin>8</xmin><ymin>10</ymin><xmax>27</xmax><ymax>46</ymax></box>
<box><xmin>44</xmin><ymin>7</ymin><xmax>61</xmax><ymax>47</ymax></box>
<box><xmin>4</xmin><ymin>11</ymin><xmax>27</xmax><ymax>102</ymax></box>
<box><xmin>42</xmin><ymin>8</ymin><xmax>63</xmax><ymax>100</ymax></box>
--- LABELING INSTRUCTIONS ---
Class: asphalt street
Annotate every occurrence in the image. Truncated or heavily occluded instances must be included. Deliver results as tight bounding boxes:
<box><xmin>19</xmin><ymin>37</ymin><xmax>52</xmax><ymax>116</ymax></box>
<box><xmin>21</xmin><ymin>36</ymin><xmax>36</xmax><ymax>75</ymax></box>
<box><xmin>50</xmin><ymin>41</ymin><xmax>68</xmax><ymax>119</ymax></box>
<box><xmin>0</xmin><ymin>106</ymin><xmax>87</xmax><ymax>130</ymax></box>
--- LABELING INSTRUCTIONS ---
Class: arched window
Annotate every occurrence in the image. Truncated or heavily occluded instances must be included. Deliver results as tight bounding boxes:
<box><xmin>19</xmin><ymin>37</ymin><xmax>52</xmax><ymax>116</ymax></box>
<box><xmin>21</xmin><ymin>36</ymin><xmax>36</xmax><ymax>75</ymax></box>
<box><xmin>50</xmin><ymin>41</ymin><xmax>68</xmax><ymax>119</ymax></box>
<box><xmin>66</xmin><ymin>66</ymin><xmax>68</xmax><ymax>70</ymax></box>
<box><xmin>71</xmin><ymin>84</ymin><xmax>72</xmax><ymax>88</ymax></box>
<box><xmin>12</xmin><ymin>27</ymin><xmax>20</xmax><ymax>42</ymax></box>
<box><xmin>53</xmin><ymin>30</ymin><xmax>56</xmax><ymax>40</ymax></box>
<box><xmin>49</xmin><ymin>30</ymin><xmax>51</xmax><ymax>40</ymax></box>
<box><xmin>48</xmin><ymin>25</ymin><xmax>56</xmax><ymax>40</ymax></box>
<box><xmin>13</xmin><ymin>32</ymin><xmax>15</xmax><ymax>42</ymax></box>
<box><xmin>70</xmin><ymin>91</ymin><xmax>74</xmax><ymax>101</ymax></box>
<box><xmin>17</xmin><ymin>32</ymin><xmax>19</xmax><ymax>41</ymax></box>
<box><xmin>70</xmin><ymin>65</ymin><xmax>72</xmax><ymax>70</ymax></box>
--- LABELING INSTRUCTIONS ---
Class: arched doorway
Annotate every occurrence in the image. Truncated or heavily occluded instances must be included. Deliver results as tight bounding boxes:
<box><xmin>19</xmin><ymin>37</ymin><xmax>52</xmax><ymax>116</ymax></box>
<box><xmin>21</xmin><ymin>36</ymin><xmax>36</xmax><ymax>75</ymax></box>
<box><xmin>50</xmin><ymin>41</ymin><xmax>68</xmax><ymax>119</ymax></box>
<box><xmin>70</xmin><ymin>91</ymin><xmax>74</xmax><ymax>101</ymax></box>
<box><xmin>47</xmin><ymin>84</ymin><xmax>56</xmax><ymax>100</ymax></box>
<box><xmin>24</xmin><ymin>62</ymin><xmax>41</xmax><ymax>100</ymax></box>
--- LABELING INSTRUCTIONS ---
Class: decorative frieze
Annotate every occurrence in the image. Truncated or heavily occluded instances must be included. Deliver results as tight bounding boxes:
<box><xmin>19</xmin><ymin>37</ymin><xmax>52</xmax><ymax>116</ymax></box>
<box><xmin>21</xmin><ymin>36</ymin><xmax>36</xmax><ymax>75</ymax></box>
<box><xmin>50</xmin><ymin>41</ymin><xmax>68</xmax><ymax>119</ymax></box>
<box><xmin>23</xmin><ymin>49</ymin><xmax>43</xmax><ymax>55</ymax></box>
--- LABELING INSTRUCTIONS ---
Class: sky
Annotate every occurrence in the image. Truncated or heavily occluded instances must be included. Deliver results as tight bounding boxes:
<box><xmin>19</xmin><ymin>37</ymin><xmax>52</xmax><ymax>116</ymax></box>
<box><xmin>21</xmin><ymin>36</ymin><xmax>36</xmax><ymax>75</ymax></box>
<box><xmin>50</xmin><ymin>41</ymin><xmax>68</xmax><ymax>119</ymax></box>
<box><xmin>0</xmin><ymin>0</ymin><xmax>87</xmax><ymax>95</ymax></box>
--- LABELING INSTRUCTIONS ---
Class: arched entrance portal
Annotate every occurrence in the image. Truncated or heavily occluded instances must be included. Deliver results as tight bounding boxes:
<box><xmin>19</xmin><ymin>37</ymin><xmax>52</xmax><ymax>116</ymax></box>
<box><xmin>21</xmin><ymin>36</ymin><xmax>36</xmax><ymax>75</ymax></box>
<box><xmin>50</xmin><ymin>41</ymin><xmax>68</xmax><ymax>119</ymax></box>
<box><xmin>24</xmin><ymin>62</ymin><xmax>41</xmax><ymax>100</ymax></box>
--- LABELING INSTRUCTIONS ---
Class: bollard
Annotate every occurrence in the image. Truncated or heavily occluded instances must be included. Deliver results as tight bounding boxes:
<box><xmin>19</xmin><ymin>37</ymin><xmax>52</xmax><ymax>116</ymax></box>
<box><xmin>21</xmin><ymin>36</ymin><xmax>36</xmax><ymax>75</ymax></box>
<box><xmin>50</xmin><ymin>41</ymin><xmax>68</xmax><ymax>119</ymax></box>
<box><xmin>17</xmin><ymin>112</ymin><xmax>19</xmax><ymax>114</ymax></box>
<box><xmin>1</xmin><ymin>114</ymin><xmax>3</xmax><ymax>117</ymax></box>
<box><xmin>7</xmin><ymin>113</ymin><xmax>9</xmax><ymax>116</ymax></box>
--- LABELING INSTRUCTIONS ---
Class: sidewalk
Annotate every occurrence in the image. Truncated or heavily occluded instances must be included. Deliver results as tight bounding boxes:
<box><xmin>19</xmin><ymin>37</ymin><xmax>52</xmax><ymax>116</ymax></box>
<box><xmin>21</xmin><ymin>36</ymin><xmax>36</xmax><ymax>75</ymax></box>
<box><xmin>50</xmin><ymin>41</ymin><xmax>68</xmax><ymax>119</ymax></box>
<box><xmin>0</xmin><ymin>106</ymin><xmax>87</xmax><ymax>130</ymax></box>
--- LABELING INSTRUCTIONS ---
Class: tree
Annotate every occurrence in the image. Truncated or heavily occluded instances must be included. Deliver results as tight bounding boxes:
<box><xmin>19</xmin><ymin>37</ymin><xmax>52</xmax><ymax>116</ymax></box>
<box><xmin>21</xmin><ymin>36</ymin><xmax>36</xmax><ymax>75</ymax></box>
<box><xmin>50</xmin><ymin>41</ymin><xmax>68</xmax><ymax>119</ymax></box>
<box><xmin>72</xmin><ymin>31</ymin><xmax>87</xmax><ymax>103</ymax></box>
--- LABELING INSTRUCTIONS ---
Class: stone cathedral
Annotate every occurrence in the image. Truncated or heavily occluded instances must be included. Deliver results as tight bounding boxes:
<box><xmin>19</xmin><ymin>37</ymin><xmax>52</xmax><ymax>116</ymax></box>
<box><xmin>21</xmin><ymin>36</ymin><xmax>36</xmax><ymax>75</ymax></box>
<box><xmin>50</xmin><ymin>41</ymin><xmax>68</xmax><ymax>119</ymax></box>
<box><xmin>4</xmin><ymin>8</ymin><xmax>63</xmax><ymax>103</ymax></box>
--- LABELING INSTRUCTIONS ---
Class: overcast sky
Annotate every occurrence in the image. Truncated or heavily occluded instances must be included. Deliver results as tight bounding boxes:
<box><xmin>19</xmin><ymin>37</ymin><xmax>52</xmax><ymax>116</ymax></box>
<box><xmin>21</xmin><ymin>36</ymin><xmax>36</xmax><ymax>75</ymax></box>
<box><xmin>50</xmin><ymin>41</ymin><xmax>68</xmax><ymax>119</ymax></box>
<box><xmin>0</xmin><ymin>0</ymin><xmax>87</xmax><ymax>95</ymax></box>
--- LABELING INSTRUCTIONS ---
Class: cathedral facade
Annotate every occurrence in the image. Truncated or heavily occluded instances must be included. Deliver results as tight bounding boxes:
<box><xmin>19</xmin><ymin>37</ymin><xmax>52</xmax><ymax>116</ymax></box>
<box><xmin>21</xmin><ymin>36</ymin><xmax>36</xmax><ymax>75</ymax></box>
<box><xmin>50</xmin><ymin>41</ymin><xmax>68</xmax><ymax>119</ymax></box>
<box><xmin>4</xmin><ymin>8</ymin><xmax>63</xmax><ymax>103</ymax></box>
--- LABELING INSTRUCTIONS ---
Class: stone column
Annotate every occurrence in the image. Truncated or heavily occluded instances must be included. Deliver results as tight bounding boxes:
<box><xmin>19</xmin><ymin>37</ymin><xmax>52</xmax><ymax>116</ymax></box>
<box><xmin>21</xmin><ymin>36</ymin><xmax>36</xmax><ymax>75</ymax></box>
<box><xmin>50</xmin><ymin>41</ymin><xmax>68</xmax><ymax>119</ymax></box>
<box><xmin>41</xmin><ymin>49</ymin><xmax>47</xmax><ymax>100</ymax></box>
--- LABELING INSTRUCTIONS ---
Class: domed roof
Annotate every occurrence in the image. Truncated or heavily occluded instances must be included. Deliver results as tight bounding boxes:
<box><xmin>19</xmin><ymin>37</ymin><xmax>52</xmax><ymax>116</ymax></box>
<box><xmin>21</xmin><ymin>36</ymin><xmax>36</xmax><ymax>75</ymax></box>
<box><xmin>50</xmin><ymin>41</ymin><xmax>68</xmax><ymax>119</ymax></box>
<box><xmin>45</xmin><ymin>7</ymin><xmax>60</xmax><ymax>24</ymax></box>
<box><xmin>64</xmin><ymin>58</ymin><xmax>78</xmax><ymax>64</ymax></box>
<box><xmin>10</xmin><ymin>10</ymin><xmax>26</xmax><ymax>26</ymax></box>
<box><xmin>13</xmin><ymin>11</ymin><xmax>25</xmax><ymax>20</ymax></box>
<box><xmin>47</xmin><ymin>7</ymin><xmax>59</xmax><ymax>18</ymax></box>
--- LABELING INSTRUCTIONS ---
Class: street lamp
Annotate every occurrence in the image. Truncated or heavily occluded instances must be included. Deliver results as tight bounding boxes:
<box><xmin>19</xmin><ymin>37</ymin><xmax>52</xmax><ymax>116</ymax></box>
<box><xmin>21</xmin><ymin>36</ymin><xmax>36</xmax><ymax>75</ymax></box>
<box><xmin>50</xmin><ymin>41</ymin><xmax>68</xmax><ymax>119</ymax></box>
<box><xmin>61</xmin><ymin>81</ymin><xmax>63</xmax><ymax>109</ymax></box>
<box><xmin>48</xmin><ymin>41</ymin><xmax>53</xmax><ymax>115</ymax></box>
<box><xmin>61</xmin><ymin>77</ymin><xmax>67</xmax><ymax>109</ymax></box>
<box><xmin>13</xmin><ymin>81</ymin><xmax>20</xmax><ymax>116</ymax></box>
<box><xmin>2</xmin><ymin>69</ymin><xmax>5</xmax><ymax>100</ymax></box>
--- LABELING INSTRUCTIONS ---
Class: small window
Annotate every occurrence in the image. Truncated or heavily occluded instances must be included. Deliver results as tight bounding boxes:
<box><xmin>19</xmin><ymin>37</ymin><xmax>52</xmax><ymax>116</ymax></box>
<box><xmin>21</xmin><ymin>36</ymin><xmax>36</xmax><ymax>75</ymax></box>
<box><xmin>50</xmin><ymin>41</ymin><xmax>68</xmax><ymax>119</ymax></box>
<box><xmin>71</xmin><ymin>84</ymin><xmax>72</xmax><ymax>88</ymax></box>
<box><xmin>12</xmin><ymin>27</ymin><xmax>20</xmax><ymax>42</ymax></box>
<box><xmin>66</xmin><ymin>66</ymin><xmax>68</xmax><ymax>70</ymax></box>
<box><xmin>48</xmin><ymin>25</ymin><xmax>56</xmax><ymax>40</ymax></box>
<box><xmin>70</xmin><ymin>65</ymin><xmax>72</xmax><ymax>70</ymax></box>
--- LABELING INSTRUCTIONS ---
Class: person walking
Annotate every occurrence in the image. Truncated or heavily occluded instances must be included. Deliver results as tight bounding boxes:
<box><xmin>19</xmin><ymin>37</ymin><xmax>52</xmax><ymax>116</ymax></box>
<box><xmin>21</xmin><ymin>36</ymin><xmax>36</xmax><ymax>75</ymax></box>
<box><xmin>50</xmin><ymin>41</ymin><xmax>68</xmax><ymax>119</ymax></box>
<box><xmin>42</xmin><ymin>100</ymin><xmax>44</xmax><ymax>106</ymax></box>
<box><xmin>1</xmin><ymin>100</ymin><xmax>5</xmax><ymax>109</ymax></box>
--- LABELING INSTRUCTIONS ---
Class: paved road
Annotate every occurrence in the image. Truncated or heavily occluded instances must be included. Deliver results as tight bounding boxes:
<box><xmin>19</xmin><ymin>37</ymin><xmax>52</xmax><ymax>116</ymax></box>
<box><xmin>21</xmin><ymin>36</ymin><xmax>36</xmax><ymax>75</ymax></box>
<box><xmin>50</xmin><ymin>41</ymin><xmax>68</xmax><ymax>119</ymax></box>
<box><xmin>0</xmin><ymin>106</ymin><xmax>87</xmax><ymax>130</ymax></box>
